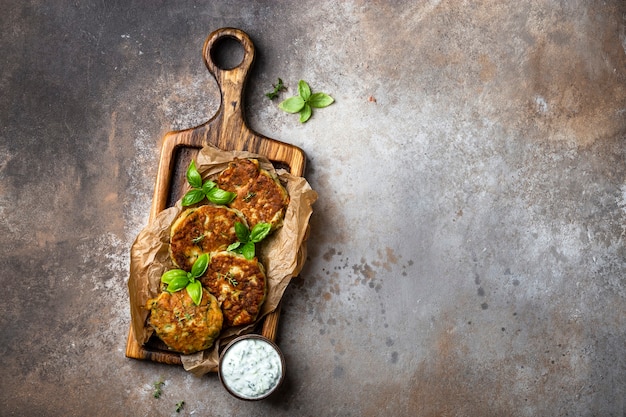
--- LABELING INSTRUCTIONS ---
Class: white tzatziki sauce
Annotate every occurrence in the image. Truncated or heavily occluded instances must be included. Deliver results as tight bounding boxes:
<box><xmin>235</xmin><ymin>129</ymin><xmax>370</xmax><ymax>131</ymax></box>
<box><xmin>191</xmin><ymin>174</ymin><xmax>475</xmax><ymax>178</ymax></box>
<box><xmin>220</xmin><ymin>338</ymin><xmax>283</xmax><ymax>399</ymax></box>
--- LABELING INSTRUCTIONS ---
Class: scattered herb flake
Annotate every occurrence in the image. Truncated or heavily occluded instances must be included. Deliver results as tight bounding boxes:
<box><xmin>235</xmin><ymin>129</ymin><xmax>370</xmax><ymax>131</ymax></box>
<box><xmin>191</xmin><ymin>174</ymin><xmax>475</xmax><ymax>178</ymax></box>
<box><xmin>175</xmin><ymin>401</ymin><xmax>185</xmax><ymax>412</ymax></box>
<box><xmin>153</xmin><ymin>379</ymin><xmax>165</xmax><ymax>399</ymax></box>
<box><xmin>265</xmin><ymin>78</ymin><xmax>285</xmax><ymax>100</ymax></box>
<box><xmin>226</xmin><ymin>273</ymin><xmax>238</xmax><ymax>287</ymax></box>
<box><xmin>243</xmin><ymin>191</ymin><xmax>256</xmax><ymax>202</ymax></box>
<box><xmin>192</xmin><ymin>235</ymin><xmax>205</xmax><ymax>244</ymax></box>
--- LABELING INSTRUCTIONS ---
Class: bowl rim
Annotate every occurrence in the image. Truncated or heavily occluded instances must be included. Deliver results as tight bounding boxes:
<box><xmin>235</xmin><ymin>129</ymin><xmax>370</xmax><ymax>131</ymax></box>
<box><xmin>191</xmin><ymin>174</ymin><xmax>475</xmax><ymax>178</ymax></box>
<box><xmin>218</xmin><ymin>334</ymin><xmax>286</xmax><ymax>401</ymax></box>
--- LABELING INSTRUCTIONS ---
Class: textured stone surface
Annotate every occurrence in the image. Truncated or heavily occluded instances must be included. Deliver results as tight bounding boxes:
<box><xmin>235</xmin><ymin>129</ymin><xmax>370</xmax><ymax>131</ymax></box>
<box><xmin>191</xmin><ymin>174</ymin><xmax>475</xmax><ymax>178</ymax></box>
<box><xmin>1</xmin><ymin>1</ymin><xmax>625</xmax><ymax>416</ymax></box>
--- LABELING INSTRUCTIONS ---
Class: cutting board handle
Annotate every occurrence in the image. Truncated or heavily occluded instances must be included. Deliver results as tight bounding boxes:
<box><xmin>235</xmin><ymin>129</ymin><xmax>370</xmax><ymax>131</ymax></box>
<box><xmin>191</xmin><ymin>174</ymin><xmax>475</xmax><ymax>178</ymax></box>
<box><xmin>202</xmin><ymin>28</ymin><xmax>256</xmax><ymax>149</ymax></box>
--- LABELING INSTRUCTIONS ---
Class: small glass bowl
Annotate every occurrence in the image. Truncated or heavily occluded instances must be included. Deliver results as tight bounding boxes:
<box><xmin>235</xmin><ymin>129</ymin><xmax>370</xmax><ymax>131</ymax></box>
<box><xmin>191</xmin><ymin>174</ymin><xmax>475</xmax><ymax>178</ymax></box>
<box><xmin>218</xmin><ymin>334</ymin><xmax>286</xmax><ymax>401</ymax></box>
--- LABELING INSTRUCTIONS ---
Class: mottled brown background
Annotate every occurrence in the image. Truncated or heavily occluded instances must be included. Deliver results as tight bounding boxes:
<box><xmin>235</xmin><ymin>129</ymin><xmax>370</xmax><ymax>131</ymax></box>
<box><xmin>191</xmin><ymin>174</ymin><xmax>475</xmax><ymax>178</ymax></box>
<box><xmin>1</xmin><ymin>1</ymin><xmax>625</xmax><ymax>416</ymax></box>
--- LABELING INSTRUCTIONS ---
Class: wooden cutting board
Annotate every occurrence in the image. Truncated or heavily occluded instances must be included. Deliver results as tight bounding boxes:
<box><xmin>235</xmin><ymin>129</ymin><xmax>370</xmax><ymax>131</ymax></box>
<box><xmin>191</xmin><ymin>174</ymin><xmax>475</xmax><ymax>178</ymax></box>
<box><xmin>125</xmin><ymin>27</ymin><xmax>306</xmax><ymax>366</ymax></box>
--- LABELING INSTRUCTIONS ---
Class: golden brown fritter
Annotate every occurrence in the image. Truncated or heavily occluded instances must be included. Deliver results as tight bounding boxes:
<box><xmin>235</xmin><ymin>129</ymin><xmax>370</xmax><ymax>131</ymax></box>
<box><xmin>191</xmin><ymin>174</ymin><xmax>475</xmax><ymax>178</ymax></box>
<box><xmin>146</xmin><ymin>287</ymin><xmax>223</xmax><ymax>354</ymax></box>
<box><xmin>216</xmin><ymin>158</ymin><xmax>289</xmax><ymax>231</ymax></box>
<box><xmin>200</xmin><ymin>251</ymin><xmax>267</xmax><ymax>328</ymax></box>
<box><xmin>216</xmin><ymin>158</ymin><xmax>260</xmax><ymax>193</ymax></box>
<box><xmin>169</xmin><ymin>204</ymin><xmax>246</xmax><ymax>271</ymax></box>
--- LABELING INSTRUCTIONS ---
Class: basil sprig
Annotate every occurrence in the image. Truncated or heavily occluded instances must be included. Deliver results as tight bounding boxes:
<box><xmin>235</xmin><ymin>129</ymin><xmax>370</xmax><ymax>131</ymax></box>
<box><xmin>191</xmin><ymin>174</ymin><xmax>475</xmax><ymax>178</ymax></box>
<box><xmin>160</xmin><ymin>253</ymin><xmax>209</xmax><ymax>305</ymax></box>
<box><xmin>278</xmin><ymin>80</ymin><xmax>334</xmax><ymax>123</ymax></box>
<box><xmin>227</xmin><ymin>222</ymin><xmax>271</xmax><ymax>260</ymax></box>
<box><xmin>182</xmin><ymin>161</ymin><xmax>236</xmax><ymax>206</ymax></box>
<box><xmin>265</xmin><ymin>78</ymin><xmax>285</xmax><ymax>100</ymax></box>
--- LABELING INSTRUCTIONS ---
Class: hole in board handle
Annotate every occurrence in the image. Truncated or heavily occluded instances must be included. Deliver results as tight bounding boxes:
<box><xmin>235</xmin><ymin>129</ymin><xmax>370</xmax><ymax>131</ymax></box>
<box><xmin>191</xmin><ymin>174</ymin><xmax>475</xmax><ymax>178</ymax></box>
<box><xmin>210</xmin><ymin>36</ymin><xmax>245</xmax><ymax>70</ymax></box>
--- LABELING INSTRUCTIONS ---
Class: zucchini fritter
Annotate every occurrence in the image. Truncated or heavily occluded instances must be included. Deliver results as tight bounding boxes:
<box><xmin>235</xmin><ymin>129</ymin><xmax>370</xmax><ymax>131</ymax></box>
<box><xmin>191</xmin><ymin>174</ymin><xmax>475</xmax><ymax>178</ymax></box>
<box><xmin>217</xmin><ymin>158</ymin><xmax>289</xmax><ymax>231</ymax></box>
<box><xmin>169</xmin><ymin>204</ymin><xmax>246</xmax><ymax>271</ymax></box>
<box><xmin>200</xmin><ymin>251</ymin><xmax>267</xmax><ymax>328</ymax></box>
<box><xmin>146</xmin><ymin>288</ymin><xmax>223</xmax><ymax>354</ymax></box>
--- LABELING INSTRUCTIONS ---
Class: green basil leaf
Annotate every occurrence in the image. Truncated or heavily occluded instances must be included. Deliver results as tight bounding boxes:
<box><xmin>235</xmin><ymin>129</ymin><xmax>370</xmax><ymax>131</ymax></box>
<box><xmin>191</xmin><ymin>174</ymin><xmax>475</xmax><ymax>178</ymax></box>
<box><xmin>186</xmin><ymin>280</ymin><xmax>203</xmax><ymax>306</ymax></box>
<box><xmin>186</xmin><ymin>161</ymin><xmax>203</xmax><ymax>189</ymax></box>
<box><xmin>308</xmin><ymin>92</ymin><xmax>334</xmax><ymax>108</ymax></box>
<box><xmin>207</xmin><ymin>187</ymin><xmax>236</xmax><ymax>205</ymax></box>
<box><xmin>166</xmin><ymin>275</ymin><xmax>189</xmax><ymax>293</ymax></box>
<box><xmin>249</xmin><ymin>222</ymin><xmax>271</xmax><ymax>243</ymax></box>
<box><xmin>161</xmin><ymin>269</ymin><xmax>188</xmax><ymax>284</ymax></box>
<box><xmin>298</xmin><ymin>80</ymin><xmax>311</xmax><ymax>101</ymax></box>
<box><xmin>242</xmin><ymin>241</ymin><xmax>256</xmax><ymax>260</ymax></box>
<box><xmin>182</xmin><ymin>189</ymin><xmax>205</xmax><ymax>206</ymax></box>
<box><xmin>190</xmin><ymin>253</ymin><xmax>209</xmax><ymax>278</ymax></box>
<box><xmin>202</xmin><ymin>180</ymin><xmax>216</xmax><ymax>194</ymax></box>
<box><xmin>299</xmin><ymin>103</ymin><xmax>312</xmax><ymax>123</ymax></box>
<box><xmin>234</xmin><ymin>222</ymin><xmax>250</xmax><ymax>243</ymax></box>
<box><xmin>278</xmin><ymin>96</ymin><xmax>305</xmax><ymax>113</ymax></box>
<box><xmin>227</xmin><ymin>241</ymin><xmax>241</xmax><ymax>252</ymax></box>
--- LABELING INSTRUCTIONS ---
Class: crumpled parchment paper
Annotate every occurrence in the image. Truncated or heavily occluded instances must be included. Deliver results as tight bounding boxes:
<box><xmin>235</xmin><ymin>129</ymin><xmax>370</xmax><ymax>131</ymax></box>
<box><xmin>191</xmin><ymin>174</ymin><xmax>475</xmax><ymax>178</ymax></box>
<box><xmin>128</xmin><ymin>144</ymin><xmax>317</xmax><ymax>375</ymax></box>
